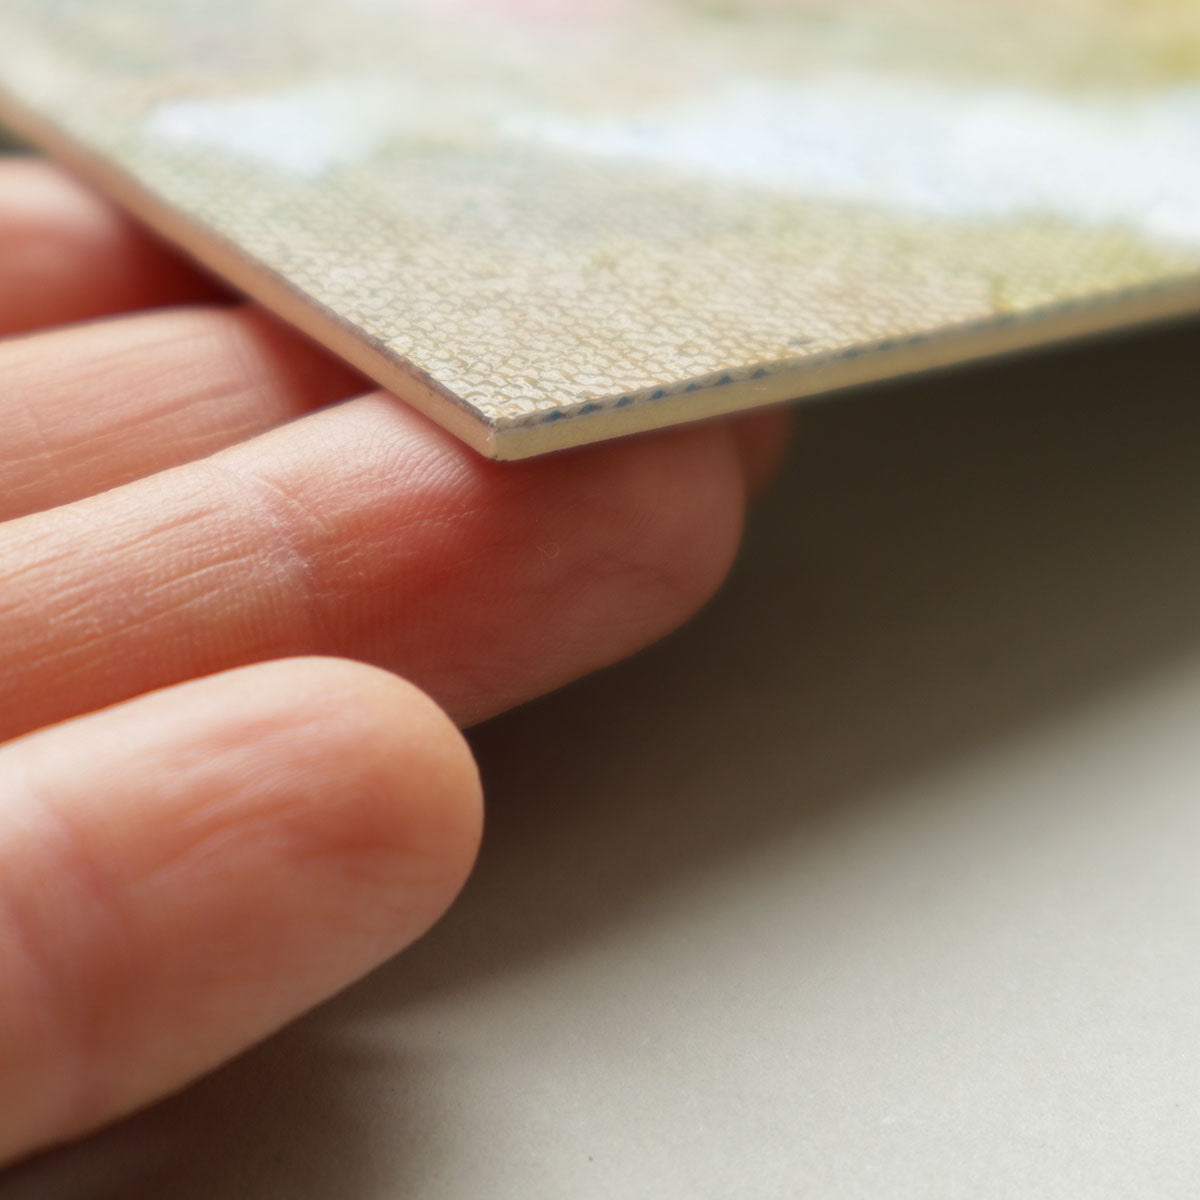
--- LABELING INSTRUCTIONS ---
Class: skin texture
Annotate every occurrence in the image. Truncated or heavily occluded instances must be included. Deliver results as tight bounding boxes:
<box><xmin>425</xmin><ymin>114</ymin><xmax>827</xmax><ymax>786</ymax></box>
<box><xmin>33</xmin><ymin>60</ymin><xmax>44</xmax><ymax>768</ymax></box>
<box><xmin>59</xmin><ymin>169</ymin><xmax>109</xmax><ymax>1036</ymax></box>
<box><xmin>0</xmin><ymin>158</ymin><xmax>789</xmax><ymax>1164</ymax></box>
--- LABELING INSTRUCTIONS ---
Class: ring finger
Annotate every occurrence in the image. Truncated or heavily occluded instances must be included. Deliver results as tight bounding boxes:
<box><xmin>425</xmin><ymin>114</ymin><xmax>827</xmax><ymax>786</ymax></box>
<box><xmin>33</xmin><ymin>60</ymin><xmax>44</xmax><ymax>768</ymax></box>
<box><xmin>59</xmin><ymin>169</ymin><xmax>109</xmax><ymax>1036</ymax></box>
<box><xmin>0</xmin><ymin>158</ymin><xmax>226</xmax><ymax>336</ymax></box>
<box><xmin>0</xmin><ymin>304</ymin><xmax>366</xmax><ymax>519</ymax></box>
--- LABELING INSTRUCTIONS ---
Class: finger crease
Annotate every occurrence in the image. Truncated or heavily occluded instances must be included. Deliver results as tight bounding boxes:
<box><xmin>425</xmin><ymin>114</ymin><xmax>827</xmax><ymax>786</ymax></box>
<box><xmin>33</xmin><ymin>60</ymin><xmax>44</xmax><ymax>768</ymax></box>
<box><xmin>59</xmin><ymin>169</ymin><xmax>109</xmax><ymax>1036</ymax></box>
<box><xmin>197</xmin><ymin>458</ymin><xmax>332</xmax><ymax>652</ymax></box>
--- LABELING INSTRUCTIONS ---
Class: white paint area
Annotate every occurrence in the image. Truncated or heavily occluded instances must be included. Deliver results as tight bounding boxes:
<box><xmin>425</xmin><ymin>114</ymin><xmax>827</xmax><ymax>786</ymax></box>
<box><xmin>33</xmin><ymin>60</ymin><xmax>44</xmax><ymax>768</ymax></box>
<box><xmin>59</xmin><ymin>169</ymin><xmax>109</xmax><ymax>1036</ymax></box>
<box><xmin>503</xmin><ymin>72</ymin><xmax>1200</xmax><ymax>249</ymax></box>
<box><xmin>147</xmin><ymin>70</ymin><xmax>1200</xmax><ymax>247</ymax></box>
<box><xmin>146</xmin><ymin>79</ymin><xmax>413</xmax><ymax>177</ymax></box>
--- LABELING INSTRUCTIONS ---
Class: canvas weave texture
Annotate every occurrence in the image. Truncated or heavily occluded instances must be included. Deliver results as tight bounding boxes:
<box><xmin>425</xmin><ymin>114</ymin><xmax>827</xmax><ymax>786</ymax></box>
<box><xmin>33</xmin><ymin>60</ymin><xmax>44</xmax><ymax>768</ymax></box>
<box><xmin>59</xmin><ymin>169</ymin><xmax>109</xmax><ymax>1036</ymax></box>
<box><xmin>2</xmin><ymin>0</ymin><xmax>1199</xmax><ymax>456</ymax></box>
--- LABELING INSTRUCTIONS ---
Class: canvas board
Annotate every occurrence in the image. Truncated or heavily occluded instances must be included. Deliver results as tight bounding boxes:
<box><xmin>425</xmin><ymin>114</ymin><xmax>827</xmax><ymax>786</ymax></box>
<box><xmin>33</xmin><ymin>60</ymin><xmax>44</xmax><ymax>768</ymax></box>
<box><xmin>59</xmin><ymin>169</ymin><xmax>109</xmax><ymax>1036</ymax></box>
<box><xmin>2</xmin><ymin>0</ymin><xmax>1199</xmax><ymax>458</ymax></box>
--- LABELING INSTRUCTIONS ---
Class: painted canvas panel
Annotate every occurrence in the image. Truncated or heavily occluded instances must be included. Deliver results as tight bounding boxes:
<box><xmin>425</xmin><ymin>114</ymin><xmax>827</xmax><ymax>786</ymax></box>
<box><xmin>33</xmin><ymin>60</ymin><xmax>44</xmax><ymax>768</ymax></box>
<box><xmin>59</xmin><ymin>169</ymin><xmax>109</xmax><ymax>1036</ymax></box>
<box><xmin>2</xmin><ymin>0</ymin><xmax>1199</xmax><ymax>457</ymax></box>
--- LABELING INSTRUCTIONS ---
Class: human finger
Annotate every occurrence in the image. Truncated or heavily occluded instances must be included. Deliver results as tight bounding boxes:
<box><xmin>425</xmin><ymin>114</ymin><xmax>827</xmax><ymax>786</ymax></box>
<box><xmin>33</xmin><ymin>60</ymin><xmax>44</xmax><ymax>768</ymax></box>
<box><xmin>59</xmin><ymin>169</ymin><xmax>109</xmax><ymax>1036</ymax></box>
<box><xmin>0</xmin><ymin>394</ymin><xmax>756</xmax><ymax>738</ymax></box>
<box><xmin>0</xmin><ymin>158</ymin><xmax>227</xmax><ymax>337</ymax></box>
<box><xmin>0</xmin><ymin>656</ymin><xmax>481</xmax><ymax>1164</ymax></box>
<box><xmin>729</xmin><ymin>406</ymin><xmax>792</xmax><ymax>497</ymax></box>
<box><xmin>0</xmin><ymin>304</ymin><xmax>365</xmax><ymax>519</ymax></box>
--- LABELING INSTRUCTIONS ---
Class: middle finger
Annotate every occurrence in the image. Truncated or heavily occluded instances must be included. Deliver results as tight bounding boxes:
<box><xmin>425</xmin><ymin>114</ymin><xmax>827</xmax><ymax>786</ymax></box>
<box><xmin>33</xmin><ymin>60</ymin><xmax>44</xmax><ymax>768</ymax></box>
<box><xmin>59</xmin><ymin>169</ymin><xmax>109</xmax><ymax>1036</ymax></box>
<box><xmin>0</xmin><ymin>392</ymin><xmax>750</xmax><ymax>739</ymax></box>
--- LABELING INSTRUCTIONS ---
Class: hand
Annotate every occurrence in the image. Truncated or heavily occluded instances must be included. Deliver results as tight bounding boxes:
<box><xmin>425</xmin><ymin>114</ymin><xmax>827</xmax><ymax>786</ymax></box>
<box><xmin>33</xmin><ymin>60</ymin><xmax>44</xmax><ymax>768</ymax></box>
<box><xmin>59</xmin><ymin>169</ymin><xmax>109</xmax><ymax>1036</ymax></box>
<box><xmin>0</xmin><ymin>158</ymin><xmax>788</xmax><ymax>1164</ymax></box>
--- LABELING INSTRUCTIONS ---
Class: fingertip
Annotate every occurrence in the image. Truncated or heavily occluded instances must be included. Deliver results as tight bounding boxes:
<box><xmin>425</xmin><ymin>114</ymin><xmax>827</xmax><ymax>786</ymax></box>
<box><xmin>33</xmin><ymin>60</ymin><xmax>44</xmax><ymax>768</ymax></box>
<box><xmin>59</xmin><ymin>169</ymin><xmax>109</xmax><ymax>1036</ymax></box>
<box><xmin>728</xmin><ymin>406</ymin><xmax>793</xmax><ymax>497</ymax></box>
<box><xmin>604</xmin><ymin>419</ymin><xmax>750</xmax><ymax>615</ymax></box>
<box><xmin>0</xmin><ymin>658</ymin><xmax>482</xmax><ymax>1160</ymax></box>
<box><xmin>410</xmin><ymin>411</ymin><xmax>752</xmax><ymax>724</ymax></box>
<box><xmin>131</xmin><ymin>656</ymin><xmax>485</xmax><ymax>972</ymax></box>
<box><xmin>287</xmin><ymin>657</ymin><xmax>485</xmax><ymax>903</ymax></box>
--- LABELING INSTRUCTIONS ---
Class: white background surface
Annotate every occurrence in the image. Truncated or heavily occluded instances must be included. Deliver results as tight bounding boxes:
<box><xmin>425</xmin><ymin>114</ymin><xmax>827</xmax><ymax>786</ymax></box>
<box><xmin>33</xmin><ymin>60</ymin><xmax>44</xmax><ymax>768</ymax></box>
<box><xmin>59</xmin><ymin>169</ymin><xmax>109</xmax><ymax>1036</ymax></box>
<box><xmin>7</xmin><ymin>316</ymin><xmax>1200</xmax><ymax>1197</ymax></box>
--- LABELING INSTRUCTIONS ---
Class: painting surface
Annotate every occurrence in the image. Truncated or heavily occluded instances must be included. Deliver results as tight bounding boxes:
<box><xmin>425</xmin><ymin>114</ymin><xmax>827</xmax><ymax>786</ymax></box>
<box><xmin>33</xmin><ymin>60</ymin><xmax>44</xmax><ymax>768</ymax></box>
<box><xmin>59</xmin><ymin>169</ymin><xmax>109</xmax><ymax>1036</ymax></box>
<box><xmin>2</xmin><ymin>0</ymin><xmax>1198</xmax><ymax>454</ymax></box>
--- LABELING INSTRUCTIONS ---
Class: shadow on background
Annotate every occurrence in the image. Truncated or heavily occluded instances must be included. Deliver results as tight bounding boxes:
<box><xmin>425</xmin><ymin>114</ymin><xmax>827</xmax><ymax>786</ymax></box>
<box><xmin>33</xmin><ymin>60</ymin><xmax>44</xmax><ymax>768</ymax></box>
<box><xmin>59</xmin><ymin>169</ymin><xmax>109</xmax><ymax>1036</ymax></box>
<box><xmin>7</xmin><ymin>316</ymin><xmax>1200</xmax><ymax>1198</ymax></box>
